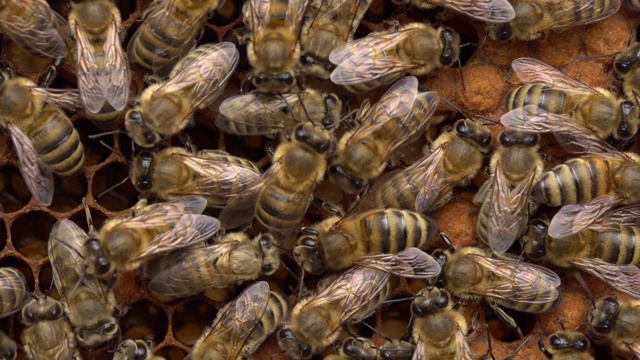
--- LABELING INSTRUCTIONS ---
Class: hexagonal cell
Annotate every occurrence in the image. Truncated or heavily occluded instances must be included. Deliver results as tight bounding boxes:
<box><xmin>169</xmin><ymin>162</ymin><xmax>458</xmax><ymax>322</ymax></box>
<box><xmin>0</xmin><ymin>257</ymin><xmax>34</xmax><ymax>293</ymax></box>
<box><xmin>0</xmin><ymin>166</ymin><xmax>32</xmax><ymax>212</ymax></box>
<box><xmin>120</xmin><ymin>301</ymin><xmax>168</xmax><ymax>345</ymax></box>
<box><xmin>485</xmin><ymin>307</ymin><xmax>536</xmax><ymax>342</ymax></box>
<box><xmin>74</xmin><ymin>118</ymin><xmax>116</xmax><ymax>167</ymax></box>
<box><xmin>379</xmin><ymin>304</ymin><xmax>413</xmax><ymax>339</ymax></box>
<box><xmin>49</xmin><ymin>176</ymin><xmax>88</xmax><ymax>213</ymax></box>
<box><xmin>172</xmin><ymin>299</ymin><xmax>217</xmax><ymax>346</ymax></box>
<box><xmin>156</xmin><ymin>346</ymin><xmax>188</xmax><ymax>360</ymax></box>
<box><xmin>442</xmin><ymin>17</ymin><xmax>480</xmax><ymax>68</ymax></box>
<box><xmin>92</xmin><ymin>162</ymin><xmax>138</xmax><ymax>212</ymax></box>
<box><xmin>11</xmin><ymin>212</ymin><xmax>56</xmax><ymax>260</ymax></box>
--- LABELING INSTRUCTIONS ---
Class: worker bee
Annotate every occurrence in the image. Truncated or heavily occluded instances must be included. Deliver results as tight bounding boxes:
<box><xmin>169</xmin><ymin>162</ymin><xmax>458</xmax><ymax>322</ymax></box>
<box><xmin>244</xmin><ymin>0</ymin><xmax>310</xmax><ymax>94</ymax></box>
<box><xmin>474</xmin><ymin>129</ymin><xmax>543</xmax><ymax>255</ymax></box>
<box><xmin>82</xmin><ymin>195</ymin><xmax>221</xmax><ymax>281</ymax></box>
<box><xmin>359</xmin><ymin>118</ymin><xmax>492</xmax><ymax>213</ymax></box>
<box><xmin>587</xmin><ymin>297</ymin><xmax>640</xmax><ymax>358</ymax></box>
<box><xmin>504</xmin><ymin>57</ymin><xmax>639</xmax><ymax>142</ymax></box>
<box><xmin>0</xmin><ymin>267</ymin><xmax>29</xmax><ymax>319</ymax></box>
<box><xmin>125</xmin><ymin>42</ymin><xmax>238</xmax><ymax>148</ymax></box>
<box><xmin>501</xmin><ymin>105</ymin><xmax>640</xmax><ymax>238</ymax></box>
<box><xmin>485</xmin><ymin>0</ymin><xmax>621</xmax><ymax>41</ymax></box>
<box><xmin>146</xmin><ymin>232</ymin><xmax>280</xmax><ymax>298</ymax></box>
<box><xmin>328</xmin><ymin>76</ymin><xmax>439</xmax><ymax>194</ymax></box>
<box><xmin>190</xmin><ymin>281</ymin><xmax>289</xmax><ymax>360</ymax></box>
<box><xmin>335</xmin><ymin>337</ymin><xmax>415</xmax><ymax>360</ymax></box>
<box><xmin>219</xmin><ymin>123</ymin><xmax>333</xmax><ymax>250</ymax></box>
<box><xmin>612</xmin><ymin>42</ymin><xmax>640</xmax><ymax>100</ymax></box>
<box><xmin>216</xmin><ymin>89</ymin><xmax>343</xmax><ymax>136</ymax></box>
<box><xmin>433</xmin><ymin>246</ymin><xmax>561</xmax><ymax>330</ymax></box>
<box><xmin>410</xmin><ymin>286</ymin><xmax>474</xmax><ymax>360</ymax></box>
<box><xmin>293</xmin><ymin>208</ymin><xmax>439</xmax><ymax>275</ymax></box>
<box><xmin>277</xmin><ymin>248</ymin><xmax>442</xmax><ymax>359</ymax></box>
<box><xmin>406</xmin><ymin>0</ymin><xmax>515</xmax><ymax>22</ymax></box>
<box><xmin>20</xmin><ymin>295</ymin><xmax>80</xmax><ymax>360</ymax></box>
<box><xmin>113</xmin><ymin>339</ymin><xmax>164</xmax><ymax>360</ymax></box>
<box><xmin>538</xmin><ymin>330</ymin><xmax>593</xmax><ymax>360</ymax></box>
<box><xmin>0</xmin><ymin>0</ymin><xmax>67</xmax><ymax>59</ymax></box>
<box><xmin>67</xmin><ymin>0</ymin><xmax>130</xmax><ymax>130</ymax></box>
<box><xmin>129</xmin><ymin>147</ymin><xmax>262</xmax><ymax>209</ymax></box>
<box><xmin>126</xmin><ymin>0</ymin><xmax>222</xmax><ymax>76</ymax></box>
<box><xmin>0</xmin><ymin>331</ymin><xmax>16</xmax><ymax>360</ymax></box>
<box><xmin>329</xmin><ymin>24</ymin><xmax>460</xmax><ymax>93</ymax></box>
<box><xmin>48</xmin><ymin>216</ymin><xmax>119</xmax><ymax>347</ymax></box>
<box><xmin>299</xmin><ymin>0</ymin><xmax>373</xmax><ymax>79</ymax></box>
<box><xmin>0</xmin><ymin>70</ymin><xmax>85</xmax><ymax>206</ymax></box>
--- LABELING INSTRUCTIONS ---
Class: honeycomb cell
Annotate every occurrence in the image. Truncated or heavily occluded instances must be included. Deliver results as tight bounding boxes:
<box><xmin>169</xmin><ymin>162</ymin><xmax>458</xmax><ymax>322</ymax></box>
<box><xmin>2</xmin><ymin>167</ymin><xmax>31</xmax><ymax>212</ymax></box>
<box><xmin>442</xmin><ymin>18</ymin><xmax>479</xmax><ymax>68</ymax></box>
<box><xmin>120</xmin><ymin>301</ymin><xmax>168</xmax><ymax>345</ymax></box>
<box><xmin>0</xmin><ymin>220</ymin><xmax>6</xmax><ymax>252</ymax></box>
<box><xmin>156</xmin><ymin>346</ymin><xmax>188</xmax><ymax>360</ymax></box>
<box><xmin>11</xmin><ymin>212</ymin><xmax>56</xmax><ymax>260</ymax></box>
<box><xmin>172</xmin><ymin>299</ymin><xmax>217</xmax><ymax>346</ymax></box>
<box><xmin>68</xmin><ymin>208</ymin><xmax>108</xmax><ymax>234</ymax></box>
<box><xmin>36</xmin><ymin>263</ymin><xmax>60</xmax><ymax>301</ymax></box>
<box><xmin>379</xmin><ymin>305</ymin><xmax>412</xmax><ymax>339</ymax></box>
<box><xmin>485</xmin><ymin>307</ymin><xmax>536</xmax><ymax>342</ymax></box>
<box><xmin>49</xmin><ymin>176</ymin><xmax>88</xmax><ymax>213</ymax></box>
<box><xmin>92</xmin><ymin>162</ymin><xmax>138</xmax><ymax>212</ymax></box>
<box><xmin>0</xmin><ymin>257</ymin><xmax>33</xmax><ymax>293</ymax></box>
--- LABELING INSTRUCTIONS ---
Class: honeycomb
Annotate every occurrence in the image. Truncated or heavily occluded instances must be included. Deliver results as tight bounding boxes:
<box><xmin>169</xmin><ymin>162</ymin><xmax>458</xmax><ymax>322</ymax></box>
<box><xmin>0</xmin><ymin>0</ymin><xmax>638</xmax><ymax>359</ymax></box>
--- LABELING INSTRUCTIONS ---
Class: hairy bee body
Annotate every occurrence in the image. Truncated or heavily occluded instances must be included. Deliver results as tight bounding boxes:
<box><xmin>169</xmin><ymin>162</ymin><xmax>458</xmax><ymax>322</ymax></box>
<box><xmin>0</xmin><ymin>330</ymin><xmax>17</xmax><ymax>360</ymax></box>
<box><xmin>587</xmin><ymin>297</ymin><xmax>640</xmax><ymax>358</ymax></box>
<box><xmin>337</xmin><ymin>338</ymin><xmax>415</xmax><ymax>360</ymax></box>
<box><xmin>538</xmin><ymin>331</ymin><xmax>594</xmax><ymax>360</ymax></box>
<box><xmin>113</xmin><ymin>339</ymin><xmax>164</xmax><ymax>360</ymax></box>
<box><xmin>613</xmin><ymin>43</ymin><xmax>640</xmax><ymax>99</ymax></box>
<box><xmin>0</xmin><ymin>268</ymin><xmax>29</xmax><ymax>319</ymax></box>
<box><xmin>239</xmin><ymin>290</ymin><xmax>289</xmax><ymax>358</ymax></box>
<box><xmin>294</xmin><ymin>209</ymin><xmax>439</xmax><ymax>274</ymax></box>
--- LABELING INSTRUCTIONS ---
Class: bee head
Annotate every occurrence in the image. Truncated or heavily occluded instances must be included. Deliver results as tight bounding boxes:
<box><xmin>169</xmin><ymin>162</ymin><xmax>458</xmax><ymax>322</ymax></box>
<box><xmin>125</xmin><ymin>109</ymin><xmax>161</xmax><ymax>148</ymax></box>
<box><xmin>617</xmin><ymin>100</ymin><xmax>639</xmax><ymax>141</ymax></box>
<box><xmin>130</xmin><ymin>151</ymin><xmax>154</xmax><ymax>192</ymax></box>
<box><xmin>588</xmin><ymin>297</ymin><xmax>620</xmax><ymax>336</ymax></box>
<box><xmin>411</xmin><ymin>286</ymin><xmax>450</xmax><ymax>317</ymax></box>
<box><xmin>277</xmin><ymin>328</ymin><xmax>312</xmax><ymax>360</ymax></box>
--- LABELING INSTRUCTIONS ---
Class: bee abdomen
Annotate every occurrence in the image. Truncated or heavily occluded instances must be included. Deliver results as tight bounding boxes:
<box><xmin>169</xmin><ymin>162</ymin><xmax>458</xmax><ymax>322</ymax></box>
<box><xmin>372</xmin><ymin>173</ymin><xmax>418</xmax><ymax>210</ymax></box>
<box><xmin>595</xmin><ymin>226</ymin><xmax>640</xmax><ymax>265</ymax></box>
<box><xmin>338</xmin><ymin>73</ymin><xmax>404</xmax><ymax>94</ymax></box>
<box><xmin>30</xmin><ymin>110</ymin><xmax>84</xmax><ymax>177</ymax></box>
<box><xmin>365</xmin><ymin>210</ymin><xmax>438</xmax><ymax>254</ymax></box>
<box><xmin>531</xmin><ymin>156</ymin><xmax>611</xmax><ymax>206</ymax></box>
<box><xmin>243</xmin><ymin>291</ymin><xmax>289</xmax><ymax>356</ymax></box>
<box><xmin>256</xmin><ymin>185</ymin><xmax>308</xmax><ymax>231</ymax></box>
<box><xmin>505</xmin><ymin>84</ymin><xmax>567</xmax><ymax>114</ymax></box>
<box><xmin>499</xmin><ymin>288</ymin><xmax>560</xmax><ymax>314</ymax></box>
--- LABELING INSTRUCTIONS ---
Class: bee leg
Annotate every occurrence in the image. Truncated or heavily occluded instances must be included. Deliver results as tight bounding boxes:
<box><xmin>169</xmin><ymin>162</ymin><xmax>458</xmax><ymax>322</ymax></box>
<box><xmin>40</xmin><ymin>57</ymin><xmax>62</xmax><ymax>88</ymax></box>
<box><xmin>489</xmin><ymin>303</ymin><xmax>524</xmax><ymax>338</ymax></box>
<box><xmin>537</xmin><ymin>339</ymin><xmax>553</xmax><ymax>359</ymax></box>
<box><xmin>241</xmin><ymin>73</ymin><xmax>254</xmax><ymax>94</ymax></box>
<box><xmin>479</xmin><ymin>323</ymin><xmax>497</xmax><ymax>360</ymax></box>
<box><xmin>505</xmin><ymin>336</ymin><xmax>532</xmax><ymax>360</ymax></box>
<box><xmin>311</xmin><ymin>197</ymin><xmax>343</xmax><ymax>217</ymax></box>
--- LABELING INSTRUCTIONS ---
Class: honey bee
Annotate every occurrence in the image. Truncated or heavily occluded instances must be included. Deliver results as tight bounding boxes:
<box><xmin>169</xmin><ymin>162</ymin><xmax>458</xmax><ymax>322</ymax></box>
<box><xmin>48</xmin><ymin>217</ymin><xmax>119</xmax><ymax>347</ymax></box>
<box><xmin>216</xmin><ymin>89</ymin><xmax>343</xmax><ymax>136</ymax></box>
<box><xmin>336</xmin><ymin>337</ymin><xmax>415</xmax><ymax>360</ymax></box>
<box><xmin>612</xmin><ymin>42</ymin><xmax>640</xmax><ymax>100</ymax></box>
<box><xmin>587</xmin><ymin>296</ymin><xmax>640</xmax><ymax>358</ymax></box>
<box><xmin>408</xmin><ymin>0</ymin><xmax>515</xmax><ymax>22</ymax></box>
<box><xmin>244</xmin><ymin>0</ymin><xmax>310</xmax><ymax>94</ymax></box>
<box><xmin>485</xmin><ymin>0</ymin><xmax>621</xmax><ymax>41</ymax></box>
<box><xmin>360</xmin><ymin>118</ymin><xmax>492</xmax><ymax>213</ymax></box>
<box><xmin>125</xmin><ymin>42</ymin><xmax>239</xmax><ymax>148</ymax></box>
<box><xmin>113</xmin><ymin>339</ymin><xmax>164</xmax><ymax>360</ymax></box>
<box><xmin>0</xmin><ymin>267</ymin><xmax>29</xmax><ymax>319</ymax></box>
<box><xmin>190</xmin><ymin>281</ymin><xmax>289</xmax><ymax>360</ymax></box>
<box><xmin>410</xmin><ymin>286</ymin><xmax>474</xmax><ymax>360</ymax></box>
<box><xmin>299</xmin><ymin>0</ymin><xmax>373</xmax><ymax>79</ymax></box>
<box><xmin>0</xmin><ymin>1</ymin><xmax>67</xmax><ymax>59</ymax></box>
<box><xmin>329</xmin><ymin>24</ymin><xmax>460</xmax><ymax>93</ymax></box>
<box><xmin>277</xmin><ymin>248</ymin><xmax>442</xmax><ymax>360</ymax></box>
<box><xmin>146</xmin><ymin>232</ymin><xmax>280</xmax><ymax>298</ymax></box>
<box><xmin>19</xmin><ymin>295</ymin><xmax>80</xmax><ymax>360</ymax></box>
<box><xmin>538</xmin><ymin>330</ymin><xmax>593</xmax><ymax>360</ymax></box>
<box><xmin>126</xmin><ymin>0</ymin><xmax>222</xmax><ymax>76</ymax></box>
<box><xmin>433</xmin><ymin>246</ymin><xmax>561</xmax><ymax>330</ymax></box>
<box><xmin>328</xmin><ymin>76</ymin><xmax>439</xmax><ymax>194</ymax></box>
<box><xmin>504</xmin><ymin>57</ymin><xmax>639</xmax><ymax>142</ymax></box>
<box><xmin>68</xmin><ymin>0</ymin><xmax>130</xmax><ymax>130</ymax></box>
<box><xmin>0</xmin><ymin>330</ymin><xmax>17</xmax><ymax>360</ymax></box>
<box><xmin>293</xmin><ymin>208</ymin><xmax>439</xmax><ymax>275</ymax></box>
<box><xmin>129</xmin><ymin>147</ymin><xmax>262</xmax><ymax>208</ymax></box>
<box><xmin>0</xmin><ymin>70</ymin><xmax>85</xmax><ymax>206</ymax></box>
<box><xmin>501</xmin><ymin>105</ymin><xmax>640</xmax><ymax>238</ymax></box>
<box><xmin>474</xmin><ymin>129</ymin><xmax>543</xmax><ymax>255</ymax></box>
<box><xmin>83</xmin><ymin>195</ymin><xmax>221</xmax><ymax>280</ymax></box>
<box><xmin>219</xmin><ymin>123</ymin><xmax>333</xmax><ymax>250</ymax></box>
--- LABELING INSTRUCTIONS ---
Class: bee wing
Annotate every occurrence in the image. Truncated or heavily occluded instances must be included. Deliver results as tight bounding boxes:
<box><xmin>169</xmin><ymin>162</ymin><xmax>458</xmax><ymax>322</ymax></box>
<box><xmin>501</xmin><ymin>105</ymin><xmax>625</xmax><ymax>156</ymax></box>
<box><xmin>48</xmin><ymin>220</ymin><xmax>87</xmax><ymax>302</ymax></box>
<box><xmin>7</xmin><ymin>123</ymin><xmax>53</xmax><ymax>206</ymax></box>
<box><xmin>249</xmin><ymin>0</ymin><xmax>272</xmax><ymax>39</ymax></box>
<box><xmin>306</xmin><ymin>0</ymin><xmax>372</xmax><ymax>42</ymax></box>
<box><xmin>329</xmin><ymin>30</ymin><xmax>418</xmax><ymax>84</ymax></box>
<box><xmin>412</xmin><ymin>340</ymin><xmax>425</xmax><ymax>360</ymax></box>
<box><xmin>413</xmin><ymin>145</ymin><xmax>458</xmax><ymax>213</ymax></box>
<box><xmin>440</xmin><ymin>0</ymin><xmax>515</xmax><ymax>22</ymax></box>
<box><xmin>627</xmin><ymin>343</ymin><xmax>640</xmax><ymax>358</ymax></box>
<box><xmin>157</xmin><ymin>43</ymin><xmax>239</xmax><ymax>110</ymax></box>
<box><xmin>137</xmin><ymin>214</ymin><xmax>220</xmax><ymax>258</ymax></box>
<box><xmin>486</xmin><ymin>165</ymin><xmax>536</xmax><ymax>255</ymax></box>
<box><xmin>511</xmin><ymin>58</ymin><xmax>596</xmax><ymax>95</ymax></box>
<box><xmin>548</xmin><ymin>194</ymin><xmax>623</xmax><ymax>238</ymax></box>
<box><xmin>572</xmin><ymin>258</ymin><xmax>640</xmax><ymax>299</ymax></box>
<box><xmin>470</xmin><ymin>255</ymin><xmax>561</xmax><ymax>304</ymax></box>
<box><xmin>217</xmin><ymin>92</ymin><xmax>302</xmax><ymax>135</ymax></box>
<box><xmin>136</xmin><ymin>195</ymin><xmax>209</xmax><ymax>216</ymax></box>
<box><xmin>589</xmin><ymin>203</ymin><xmax>640</xmax><ymax>231</ymax></box>
<box><xmin>0</xmin><ymin>0</ymin><xmax>67</xmax><ymax>58</ymax></box>
<box><xmin>454</xmin><ymin>328</ymin><xmax>475</xmax><ymax>360</ymax></box>
<box><xmin>75</xmin><ymin>20</ymin><xmax>130</xmax><ymax>113</ymax></box>
<box><xmin>353</xmin><ymin>248</ymin><xmax>441</xmax><ymax>279</ymax></box>
<box><xmin>287</xmin><ymin>0</ymin><xmax>311</xmax><ymax>36</ymax></box>
<box><xmin>0</xmin><ymin>268</ymin><xmax>29</xmax><ymax>317</ymax></box>
<box><xmin>534</xmin><ymin>0</ymin><xmax>620</xmax><ymax>33</ymax></box>
<box><xmin>30</xmin><ymin>88</ymin><xmax>83</xmax><ymax>112</ymax></box>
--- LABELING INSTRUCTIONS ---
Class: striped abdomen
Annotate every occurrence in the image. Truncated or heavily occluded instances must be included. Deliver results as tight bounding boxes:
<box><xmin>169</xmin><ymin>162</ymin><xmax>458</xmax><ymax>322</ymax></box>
<box><xmin>495</xmin><ymin>284</ymin><xmax>560</xmax><ymax>314</ymax></box>
<box><xmin>28</xmin><ymin>106</ymin><xmax>84</xmax><ymax>177</ymax></box>
<box><xmin>531</xmin><ymin>156</ymin><xmax>613</xmax><ymax>206</ymax></box>
<box><xmin>363</xmin><ymin>209</ymin><xmax>438</xmax><ymax>254</ymax></box>
<box><xmin>340</xmin><ymin>73</ymin><xmax>404</xmax><ymax>94</ymax></box>
<box><xmin>505</xmin><ymin>84</ymin><xmax>569</xmax><ymax>114</ymax></box>
<box><xmin>364</xmin><ymin>170</ymin><xmax>419</xmax><ymax>211</ymax></box>
<box><xmin>351</xmin><ymin>275</ymin><xmax>399</xmax><ymax>322</ymax></box>
<box><xmin>0</xmin><ymin>268</ymin><xmax>29</xmax><ymax>318</ymax></box>
<box><xmin>590</xmin><ymin>225</ymin><xmax>640</xmax><ymax>265</ymax></box>
<box><xmin>549</xmin><ymin>0</ymin><xmax>619</xmax><ymax>27</ymax></box>
<box><xmin>242</xmin><ymin>291</ymin><xmax>290</xmax><ymax>357</ymax></box>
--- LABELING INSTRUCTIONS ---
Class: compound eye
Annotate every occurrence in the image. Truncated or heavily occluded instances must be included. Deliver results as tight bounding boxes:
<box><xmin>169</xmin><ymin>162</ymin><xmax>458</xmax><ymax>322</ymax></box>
<box><xmin>497</xmin><ymin>25</ymin><xmax>512</xmax><ymax>41</ymax></box>
<box><xmin>440</xmin><ymin>51</ymin><xmax>453</xmax><ymax>66</ymax></box>
<box><xmin>260</xmin><ymin>235</ymin><xmax>273</xmax><ymax>248</ymax></box>
<box><xmin>523</xmin><ymin>134</ymin><xmax>539</xmax><ymax>146</ymax></box>
<box><xmin>499</xmin><ymin>131</ymin><xmax>514</xmax><ymax>146</ymax></box>
<box><xmin>128</xmin><ymin>110</ymin><xmax>142</xmax><ymax>122</ymax></box>
<box><xmin>455</xmin><ymin>120</ymin><xmax>470</xmax><ymax>137</ymax></box>
<box><xmin>255</xmin><ymin>73</ymin><xmax>268</xmax><ymax>85</ymax></box>
<box><xmin>52</xmin><ymin>302</ymin><xmax>63</xmax><ymax>317</ymax></box>
<box><xmin>479</xmin><ymin>134</ymin><xmax>491</xmax><ymax>147</ymax></box>
<box><xmin>410</xmin><ymin>301</ymin><xmax>426</xmax><ymax>317</ymax></box>
<box><xmin>261</xmin><ymin>264</ymin><xmax>273</xmax><ymax>273</ymax></box>
<box><xmin>301</xmin><ymin>237</ymin><xmax>317</xmax><ymax>248</ymax></box>
<box><xmin>103</xmin><ymin>322</ymin><xmax>118</xmax><ymax>335</ymax></box>
<box><xmin>23</xmin><ymin>308</ymin><xmax>35</xmax><ymax>323</ymax></box>
<box><xmin>437</xmin><ymin>293</ymin><xmax>449</xmax><ymax>307</ymax></box>
<box><xmin>294</xmin><ymin>125</ymin><xmax>307</xmax><ymax>142</ymax></box>
<box><xmin>351</xmin><ymin>178</ymin><xmax>364</xmax><ymax>191</ymax></box>
<box><xmin>279</xmin><ymin>73</ymin><xmax>294</xmax><ymax>85</ymax></box>
<box><xmin>136</xmin><ymin>176</ymin><xmax>152</xmax><ymax>191</ymax></box>
<box><xmin>328</xmin><ymin>165</ymin><xmax>339</xmax><ymax>175</ymax></box>
<box><xmin>618</xmin><ymin>121</ymin><xmax>632</xmax><ymax>139</ymax></box>
<box><xmin>134</xmin><ymin>346</ymin><xmax>148</xmax><ymax>360</ymax></box>
<box><xmin>300</xmin><ymin>343</ymin><xmax>312</xmax><ymax>359</ymax></box>
<box><xmin>576</xmin><ymin>339</ymin><xmax>589</xmax><ymax>351</ymax></box>
<box><xmin>97</xmin><ymin>257</ymin><xmax>111</xmax><ymax>275</ymax></box>
<box><xmin>549</xmin><ymin>335</ymin><xmax>562</xmax><ymax>347</ymax></box>
<box><xmin>315</xmin><ymin>140</ymin><xmax>331</xmax><ymax>153</ymax></box>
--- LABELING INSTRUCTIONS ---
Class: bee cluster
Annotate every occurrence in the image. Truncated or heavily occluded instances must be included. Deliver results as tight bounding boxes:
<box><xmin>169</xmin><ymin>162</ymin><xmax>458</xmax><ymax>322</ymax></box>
<box><xmin>1</xmin><ymin>0</ymin><xmax>640</xmax><ymax>359</ymax></box>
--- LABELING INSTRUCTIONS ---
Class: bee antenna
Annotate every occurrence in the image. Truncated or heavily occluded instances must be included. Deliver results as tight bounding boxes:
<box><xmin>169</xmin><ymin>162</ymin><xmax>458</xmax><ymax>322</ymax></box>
<box><xmin>45</xmin><ymin>277</ymin><xmax>55</xmax><ymax>298</ymax></box>
<box><xmin>82</xmin><ymin>197</ymin><xmax>95</xmax><ymax>233</ymax></box>
<box><xmin>96</xmin><ymin>176</ymin><xmax>130</xmax><ymax>200</ymax></box>
<box><xmin>297</xmin><ymin>261</ymin><xmax>306</xmax><ymax>300</ymax></box>
<box><xmin>504</xmin><ymin>336</ymin><xmax>532</xmax><ymax>360</ymax></box>
<box><xmin>382</xmin><ymin>296</ymin><xmax>416</xmax><ymax>304</ymax></box>
<box><xmin>583</xmin><ymin>52</ymin><xmax>621</xmax><ymax>61</ymax></box>
<box><xmin>555</xmin><ymin>316</ymin><xmax>566</xmax><ymax>330</ymax></box>
<box><xmin>484</xmin><ymin>323</ymin><xmax>497</xmax><ymax>360</ymax></box>
<box><xmin>362</xmin><ymin>322</ymin><xmax>392</xmax><ymax>342</ymax></box>
<box><xmin>572</xmin><ymin>271</ymin><xmax>595</xmax><ymax>307</ymax></box>
<box><xmin>279</xmin><ymin>261</ymin><xmax>301</xmax><ymax>284</ymax></box>
<box><xmin>440</xmin><ymin>97</ymin><xmax>472</xmax><ymax>120</ymax></box>
<box><xmin>458</xmin><ymin>60</ymin><xmax>466</xmax><ymax>93</ymax></box>
<box><xmin>439</xmin><ymin>231</ymin><xmax>455</xmax><ymax>250</ymax></box>
<box><xmin>87</xmin><ymin>130</ymin><xmax>127</xmax><ymax>139</ymax></box>
<box><xmin>474</xmin><ymin>114</ymin><xmax>500</xmax><ymax>126</ymax></box>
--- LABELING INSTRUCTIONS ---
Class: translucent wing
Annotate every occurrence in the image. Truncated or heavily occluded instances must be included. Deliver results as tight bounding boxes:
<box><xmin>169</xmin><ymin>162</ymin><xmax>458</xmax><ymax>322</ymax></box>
<box><xmin>511</xmin><ymin>58</ymin><xmax>596</xmax><ymax>95</ymax></box>
<box><xmin>548</xmin><ymin>194</ymin><xmax>623</xmax><ymax>238</ymax></box>
<box><xmin>0</xmin><ymin>0</ymin><xmax>67</xmax><ymax>58</ymax></box>
<box><xmin>589</xmin><ymin>203</ymin><xmax>640</xmax><ymax>231</ymax></box>
<box><xmin>486</xmin><ymin>165</ymin><xmax>536</xmax><ymax>255</ymax></box>
<box><xmin>7</xmin><ymin>123</ymin><xmax>53</xmax><ymax>206</ymax></box>
<box><xmin>286</xmin><ymin>0</ymin><xmax>311</xmax><ymax>37</ymax></box>
<box><xmin>413</xmin><ymin>145</ymin><xmax>457</xmax><ymax>213</ymax></box>
<box><xmin>31</xmin><ymin>88</ymin><xmax>83</xmax><ymax>112</ymax></box>
<box><xmin>412</xmin><ymin>340</ymin><xmax>425</xmax><ymax>360</ymax></box>
<box><xmin>133</xmin><ymin>195</ymin><xmax>209</xmax><ymax>217</ymax></box>
<box><xmin>306</xmin><ymin>0</ymin><xmax>372</xmax><ymax>43</ymax></box>
<box><xmin>48</xmin><ymin>220</ymin><xmax>87</xmax><ymax>303</ymax></box>
<box><xmin>217</xmin><ymin>92</ymin><xmax>303</xmax><ymax>135</ymax></box>
<box><xmin>439</xmin><ymin>0</ymin><xmax>515</xmax><ymax>22</ymax></box>
<box><xmin>249</xmin><ymin>0</ymin><xmax>272</xmax><ymax>40</ymax></box>
<box><xmin>534</xmin><ymin>0</ymin><xmax>620</xmax><ymax>33</ymax></box>
<box><xmin>75</xmin><ymin>19</ymin><xmax>130</xmax><ymax>113</ymax></box>
<box><xmin>572</xmin><ymin>258</ymin><xmax>640</xmax><ymax>299</ymax></box>
<box><xmin>352</xmin><ymin>248</ymin><xmax>441</xmax><ymax>279</ymax></box>
<box><xmin>137</xmin><ymin>214</ymin><xmax>221</xmax><ymax>258</ymax></box>
<box><xmin>454</xmin><ymin>328</ymin><xmax>475</xmax><ymax>360</ymax></box>
<box><xmin>0</xmin><ymin>268</ymin><xmax>29</xmax><ymax>318</ymax></box>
